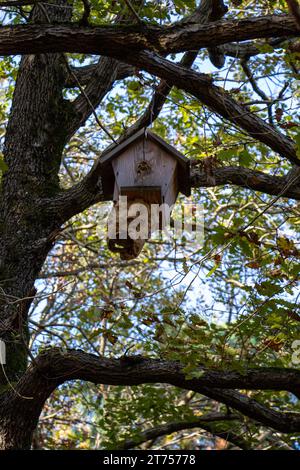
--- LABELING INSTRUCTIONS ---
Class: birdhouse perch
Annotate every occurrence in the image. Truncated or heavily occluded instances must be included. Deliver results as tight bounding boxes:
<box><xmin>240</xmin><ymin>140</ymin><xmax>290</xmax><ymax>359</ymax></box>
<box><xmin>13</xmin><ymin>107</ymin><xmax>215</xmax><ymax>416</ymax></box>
<box><xmin>100</xmin><ymin>129</ymin><xmax>190</xmax><ymax>260</ymax></box>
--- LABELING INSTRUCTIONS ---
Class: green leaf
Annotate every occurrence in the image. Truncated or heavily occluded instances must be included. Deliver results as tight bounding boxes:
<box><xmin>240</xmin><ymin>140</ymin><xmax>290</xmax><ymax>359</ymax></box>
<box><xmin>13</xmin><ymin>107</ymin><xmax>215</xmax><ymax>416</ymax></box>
<box><xmin>238</xmin><ymin>149</ymin><xmax>252</xmax><ymax>166</ymax></box>
<box><xmin>255</xmin><ymin>281</ymin><xmax>282</xmax><ymax>297</ymax></box>
<box><xmin>206</xmin><ymin>264</ymin><xmax>218</xmax><ymax>277</ymax></box>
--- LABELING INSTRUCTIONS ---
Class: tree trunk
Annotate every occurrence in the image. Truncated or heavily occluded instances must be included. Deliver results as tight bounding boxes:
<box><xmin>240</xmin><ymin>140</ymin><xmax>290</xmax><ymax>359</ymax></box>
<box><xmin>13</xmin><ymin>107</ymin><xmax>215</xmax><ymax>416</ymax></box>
<box><xmin>0</xmin><ymin>0</ymin><xmax>73</xmax><ymax>449</ymax></box>
<box><xmin>0</xmin><ymin>401</ymin><xmax>38</xmax><ymax>449</ymax></box>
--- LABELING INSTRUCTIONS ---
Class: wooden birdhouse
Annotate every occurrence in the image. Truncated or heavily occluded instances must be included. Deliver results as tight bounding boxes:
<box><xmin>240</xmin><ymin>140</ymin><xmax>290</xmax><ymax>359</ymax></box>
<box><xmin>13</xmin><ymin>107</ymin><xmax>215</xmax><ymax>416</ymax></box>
<box><xmin>100</xmin><ymin>129</ymin><xmax>190</xmax><ymax>260</ymax></box>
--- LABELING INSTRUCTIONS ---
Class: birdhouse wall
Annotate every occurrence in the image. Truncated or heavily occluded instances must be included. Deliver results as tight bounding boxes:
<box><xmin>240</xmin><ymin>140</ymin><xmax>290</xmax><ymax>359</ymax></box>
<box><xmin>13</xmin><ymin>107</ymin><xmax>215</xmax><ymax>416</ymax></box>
<box><xmin>163</xmin><ymin>164</ymin><xmax>178</xmax><ymax>208</ymax></box>
<box><xmin>112</xmin><ymin>138</ymin><xmax>178</xmax><ymax>206</ymax></box>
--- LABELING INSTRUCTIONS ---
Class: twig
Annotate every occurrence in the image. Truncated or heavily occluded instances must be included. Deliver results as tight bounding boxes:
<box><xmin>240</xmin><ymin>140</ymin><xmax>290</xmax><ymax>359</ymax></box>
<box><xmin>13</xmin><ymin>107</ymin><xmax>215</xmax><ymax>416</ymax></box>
<box><xmin>79</xmin><ymin>0</ymin><xmax>91</xmax><ymax>26</ymax></box>
<box><xmin>241</xmin><ymin>60</ymin><xmax>274</xmax><ymax>126</ymax></box>
<box><xmin>122</xmin><ymin>0</ymin><xmax>143</xmax><ymax>23</ymax></box>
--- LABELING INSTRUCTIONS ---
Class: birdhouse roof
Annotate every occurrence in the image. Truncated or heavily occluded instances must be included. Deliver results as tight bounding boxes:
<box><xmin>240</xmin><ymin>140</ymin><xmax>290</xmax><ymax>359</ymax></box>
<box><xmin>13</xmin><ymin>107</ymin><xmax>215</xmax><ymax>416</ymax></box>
<box><xmin>100</xmin><ymin>128</ymin><xmax>191</xmax><ymax>198</ymax></box>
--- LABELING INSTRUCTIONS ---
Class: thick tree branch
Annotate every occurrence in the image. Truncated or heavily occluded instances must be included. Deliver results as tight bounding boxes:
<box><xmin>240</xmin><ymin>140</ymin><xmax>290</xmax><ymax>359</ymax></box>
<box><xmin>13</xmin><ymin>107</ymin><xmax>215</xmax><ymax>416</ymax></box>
<box><xmin>0</xmin><ymin>15</ymin><xmax>298</xmax><ymax>57</ymax></box>
<box><xmin>79</xmin><ymin>0</ymin><xmax>91</xmax><ymax>26</ymax></box>
<box><xmin>199</xmin><ymin>387</ymin><xmax>300</xmax><ymax>433</ymax></box>
<box><xmin>118</xmin><ymin>413</ymin><xmax>249</xmax><ymax>450</ymax></box>
<box><xmin>222</xmin><ymin>38</ymin><xmax>292</xmax><ymax>60</ymax></box>
<box><xmin>7</xmin><ymin>349</ymin><xmax>300</xmax><ymax>437</ymax></box>
<box><xmin>191</xmin><ymin>166</ymin><xmax>300</xmax><ymax>200</ymax></box>
<box><xmin>0</xmin><ymin>0</ymin><xmax>40</xmax><ymax>6</ymax></box>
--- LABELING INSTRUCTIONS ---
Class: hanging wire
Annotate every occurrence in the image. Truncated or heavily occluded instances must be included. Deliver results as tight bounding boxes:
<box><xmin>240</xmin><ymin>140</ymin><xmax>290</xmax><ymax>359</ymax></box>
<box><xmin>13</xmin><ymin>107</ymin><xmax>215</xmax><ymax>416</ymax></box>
<box><xmin>142</xmin><ymin>86</ymin><xmax>156</xmax><ymax>160</ymax></box>
<box><xmin>142</xmin><ymin>127</ymin><xmax>147</xmax><ymax>161</ymax></box>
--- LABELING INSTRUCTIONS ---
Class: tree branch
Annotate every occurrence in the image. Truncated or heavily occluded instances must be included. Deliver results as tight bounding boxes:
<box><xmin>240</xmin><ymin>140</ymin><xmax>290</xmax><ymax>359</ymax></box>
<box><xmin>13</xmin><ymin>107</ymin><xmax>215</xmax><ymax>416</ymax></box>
<box><xmin>64</xmin><ymin>62</ymin><xmax>133</xmax><ymax>87</ymax></box>
<box><xmin>8</xmin><ymin>349</ymin><xmax>300</xmax><ymax>437</ymax></box>
<box><xmin>221</xmin><ymin>38</ymin><xmax>291</xmax><ymax>60</ymax></box>
<box><xmin>0</xmin><ymin>15</ymin><xmax>298</xmax><ymax>57</ymax></box>
<box><xmin>0</xmin><ymin>0</ymin><xmax>40</xmax><ymax>6</ymax></box>
<box><xmin>79</xmin><ymin>0</ymin><xmax>91</xmax><ymax>26</ymax></box>
<box><xmin>191</xmin><ymin>166</ymin><xmax>300</xmax><ymax>200</ymax></box>
<box><xmin>118</xmin><ymin>413</ymin><xmax>249</xmax><ymax>450</ymax></box>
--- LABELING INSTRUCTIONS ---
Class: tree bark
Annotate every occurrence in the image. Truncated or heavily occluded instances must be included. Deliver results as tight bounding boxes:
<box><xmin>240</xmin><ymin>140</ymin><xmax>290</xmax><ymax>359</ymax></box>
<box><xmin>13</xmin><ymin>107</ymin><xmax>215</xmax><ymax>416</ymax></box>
<box><xmin>0</xmin><ymin>15</ymin><xmax>298</xmax><ymax>56</ymax></box>
<box><xmin>0</xmin><ymin>0</ymin><xmax>74</xmax><ymax>450</ymax></box>
<box><xmin>1</xmin><ymin>345</ymin><xmax>300</xmax><ymax>448</ymax></box>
